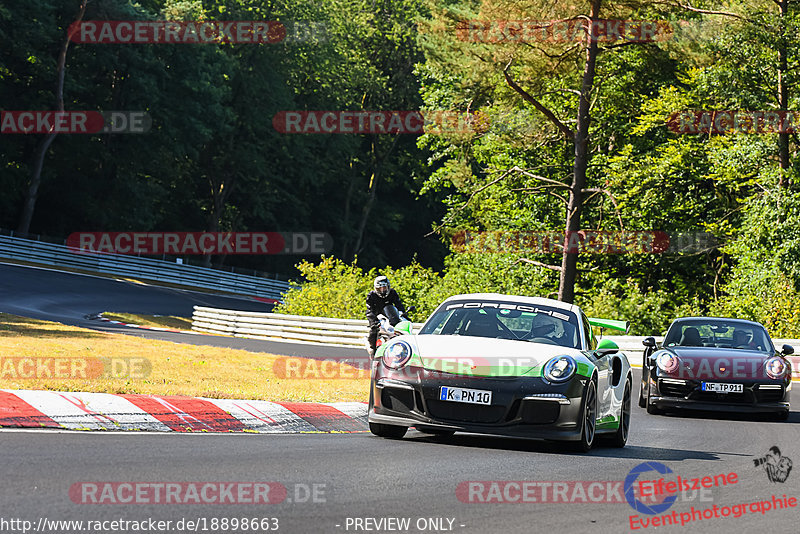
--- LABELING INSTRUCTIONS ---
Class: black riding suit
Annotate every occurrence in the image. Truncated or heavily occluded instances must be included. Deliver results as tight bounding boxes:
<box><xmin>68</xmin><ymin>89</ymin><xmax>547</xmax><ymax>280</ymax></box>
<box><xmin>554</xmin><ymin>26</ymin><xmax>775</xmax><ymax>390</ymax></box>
<box><xmin>366</xmin><ymin>288</ymin><xmax>405</xmax><ymax>351</ymax></box>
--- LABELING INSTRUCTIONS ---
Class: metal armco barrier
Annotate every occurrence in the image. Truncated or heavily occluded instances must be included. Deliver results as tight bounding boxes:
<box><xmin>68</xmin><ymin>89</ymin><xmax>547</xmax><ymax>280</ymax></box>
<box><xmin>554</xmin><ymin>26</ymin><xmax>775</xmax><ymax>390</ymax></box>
<box><xmin>192</xmin><ymin>307</ymin><xmax>425</xmax><ymax>346</ymax></box>
<box><xmin>192</xmin><ymin>308</ymin><xmax>800</xmax><ymax>375</ymax></box>
<box><xmin>0</xmin><ymin>234</ymin><xmax>289</xmax><ymax>300</ymax></box>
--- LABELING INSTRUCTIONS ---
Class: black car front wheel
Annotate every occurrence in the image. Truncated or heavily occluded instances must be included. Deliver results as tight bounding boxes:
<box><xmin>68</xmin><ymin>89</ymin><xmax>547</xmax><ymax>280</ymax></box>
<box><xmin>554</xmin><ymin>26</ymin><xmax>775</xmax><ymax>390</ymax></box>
<box><xmin>605</xmin><ymin>379</ymin><xmax>631</xmax><ymax>448</ymax></box>
<box><xmin>369</xmin><ymin>422</ymin><xmax>407</xmax><ymax>439</ymax></box>
<box><xmin>572</xmin><ymin>379</ymin><xmax>597</xmax><ymax>452</ymax></box>
<box><xmin>645</xmin><ymin>382</ymin><xmax>664</xmax><ymax>415</ymax></box>
<box><xmin>638</xmin><ymin>380</ymin><xmax>647</xmax><ymax>408</ymax></box>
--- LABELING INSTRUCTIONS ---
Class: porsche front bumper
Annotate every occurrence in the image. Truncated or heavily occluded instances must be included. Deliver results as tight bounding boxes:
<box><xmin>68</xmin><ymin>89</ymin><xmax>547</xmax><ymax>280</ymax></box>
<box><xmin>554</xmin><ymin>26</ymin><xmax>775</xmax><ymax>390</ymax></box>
<box><xmin>369</xmin><ymin>366</ymin><xmax>594</xmax><ymax>441</ymax></box>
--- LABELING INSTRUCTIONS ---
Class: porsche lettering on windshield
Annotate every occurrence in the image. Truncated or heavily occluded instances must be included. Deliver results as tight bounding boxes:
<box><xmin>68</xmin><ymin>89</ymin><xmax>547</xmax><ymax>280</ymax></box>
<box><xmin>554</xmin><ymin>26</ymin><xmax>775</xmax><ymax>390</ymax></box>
<box><xmin>444</xmin><ymin>302</ymin><xmax>572</xmax><ymax>322</ymax></box>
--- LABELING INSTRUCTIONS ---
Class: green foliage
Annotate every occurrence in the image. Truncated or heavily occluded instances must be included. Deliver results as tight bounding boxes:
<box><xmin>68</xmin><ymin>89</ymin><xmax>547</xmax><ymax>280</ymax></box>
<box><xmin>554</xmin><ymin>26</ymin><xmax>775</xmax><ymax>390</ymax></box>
<box><xmin>578</xmin><ymin>278</ymin><xmax>704</xmax><ymax>337</ymax></box>
<box><xmin>275</xmin><ymin>255</ymin><xmax>457</xmax><ymax>321</ymax></box>
<box><xmin>275</xmin><ymin>251</ymin><xmax>556</xmax><ymax>321</ymax></box>
<box><xmin>711</xmin><ymin>189</ymin><xmax>800</xmax><ymax>338</ymax></box>
<box><xmin>274</xmin><ymin>256</ymin><xmax>373</xmax><ymax>319</ymax></box>
<box><xmin>9</xmin><ymin>0</ymin><xmax>800</xmax><ymax>340</ymax></box>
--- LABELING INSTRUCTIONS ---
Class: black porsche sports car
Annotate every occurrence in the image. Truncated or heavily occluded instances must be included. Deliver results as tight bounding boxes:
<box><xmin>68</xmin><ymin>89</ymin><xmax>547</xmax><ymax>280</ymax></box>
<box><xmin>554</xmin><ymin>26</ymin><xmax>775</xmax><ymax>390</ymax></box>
<box><xmin>639</xmin><ymin>317</ymin><xmax>792</xmax><ymax>420</ymax></box>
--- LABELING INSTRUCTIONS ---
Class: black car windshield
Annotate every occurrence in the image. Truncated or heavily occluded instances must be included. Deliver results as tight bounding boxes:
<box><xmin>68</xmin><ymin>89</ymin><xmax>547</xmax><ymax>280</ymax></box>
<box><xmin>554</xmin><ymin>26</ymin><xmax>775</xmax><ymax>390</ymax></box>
<box><xmin>663</xmin><ymin>319</ymin><xmax>773</xmax><ymax>352</ymax></box>
<box><xmin>418</xmin><ymin>300</ymin><xmax>581</xmax><ymax>349</ymax></box>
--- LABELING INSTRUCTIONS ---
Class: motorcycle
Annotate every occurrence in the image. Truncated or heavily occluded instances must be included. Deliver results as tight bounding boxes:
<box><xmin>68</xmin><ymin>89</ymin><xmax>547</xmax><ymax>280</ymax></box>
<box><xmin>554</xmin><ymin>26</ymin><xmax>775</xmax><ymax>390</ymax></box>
<box><xmin>365</xmin><ymin>305</ymin><xmax>415</xmax><ymax>355</ymax></box>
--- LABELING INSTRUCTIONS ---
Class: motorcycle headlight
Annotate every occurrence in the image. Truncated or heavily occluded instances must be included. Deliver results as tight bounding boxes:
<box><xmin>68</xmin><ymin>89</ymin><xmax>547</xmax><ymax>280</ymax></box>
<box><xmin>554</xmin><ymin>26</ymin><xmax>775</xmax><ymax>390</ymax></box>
<box><xmin>656</xmin><ymin>352</ymin><xmax>679</xmax><ymax>373</ymax></box>
<box><xmin>543</xmin><ymin>355</ymin><xmax>577</xmax><ymax>382</ymax></box>
<box><xmin>765</xmin><ymin>357</ymin><xmax>788</xmax><ymax>379</ymax></box>
<box><xmin>382</xmin><ymin>341</ymin><xmax>412</xmax><ymax>369</ymax></box>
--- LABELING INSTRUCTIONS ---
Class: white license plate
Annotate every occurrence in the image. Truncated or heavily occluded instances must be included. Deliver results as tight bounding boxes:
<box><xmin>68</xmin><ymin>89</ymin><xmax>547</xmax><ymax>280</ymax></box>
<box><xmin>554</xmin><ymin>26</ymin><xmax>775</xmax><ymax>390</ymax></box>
<box><xmin>702</xmin><ymin>382</ymin><xmax>743</xmax><ymax>393</ymax></box>
<box><xmin>439</xmin><ymin>386</ymin><xmax>492</xmax><ymax>405</ymax></box>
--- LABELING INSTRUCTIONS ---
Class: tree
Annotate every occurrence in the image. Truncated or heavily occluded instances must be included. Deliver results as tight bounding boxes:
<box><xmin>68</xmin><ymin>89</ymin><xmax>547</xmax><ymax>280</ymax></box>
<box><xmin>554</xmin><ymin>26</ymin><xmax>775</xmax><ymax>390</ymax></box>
<box><xmin>16</xmin><ymin>0</ymin><xmax>87</xmax><ymax>235</ymax></box>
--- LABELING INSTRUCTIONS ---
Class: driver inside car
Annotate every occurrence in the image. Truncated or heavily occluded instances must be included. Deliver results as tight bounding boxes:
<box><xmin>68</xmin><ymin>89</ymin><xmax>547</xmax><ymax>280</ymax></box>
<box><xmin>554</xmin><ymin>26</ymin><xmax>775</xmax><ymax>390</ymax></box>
<box><xmin>733</xmin><ymin>329</ymin><xmax>757</xmax><ymax>349</ymax></box>
<box><xmin>464</xmin><ymin>312</ymin><xmax>500</xmax><ymax>338</ymax></box>
<box><xmin>526</xmin><ymin>313</ymin><xmax>566</xmax><ymax>344</ymax></box>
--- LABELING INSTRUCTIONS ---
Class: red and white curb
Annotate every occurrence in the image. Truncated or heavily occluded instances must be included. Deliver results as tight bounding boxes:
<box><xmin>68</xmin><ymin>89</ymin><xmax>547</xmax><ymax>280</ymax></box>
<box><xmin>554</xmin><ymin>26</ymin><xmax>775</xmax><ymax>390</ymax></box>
<box><xmin>0</xmin><ymin>390</ymin><xmax>367</xmax><ymax>433</ymax></box>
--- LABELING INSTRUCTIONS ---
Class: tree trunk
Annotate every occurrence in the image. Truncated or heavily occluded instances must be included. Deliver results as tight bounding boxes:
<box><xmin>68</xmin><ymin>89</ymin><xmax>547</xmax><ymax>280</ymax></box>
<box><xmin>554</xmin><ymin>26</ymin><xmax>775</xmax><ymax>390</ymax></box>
<box><xmin>352</xmin><ymin>135</ymin><xmax>399</xmax><ymax>256</ymax></box>
<box><xmin>17</xmin><ymin>0</ymin><xmax>87</xmax><ymax>235</ymax></box>
<box><xmin>558</xmin><ymin>0</ymin><xmax>602</xmax><ymax>303</ymax></box>
<box><xmin>777</xmin><ymin>0</ymin><xmax>790</xmax><ymax>188</ymax></box>
<box><xmin>340</xmin><ymin>168</ymin><xmax>358</xmax><ymax>259</ymax></box>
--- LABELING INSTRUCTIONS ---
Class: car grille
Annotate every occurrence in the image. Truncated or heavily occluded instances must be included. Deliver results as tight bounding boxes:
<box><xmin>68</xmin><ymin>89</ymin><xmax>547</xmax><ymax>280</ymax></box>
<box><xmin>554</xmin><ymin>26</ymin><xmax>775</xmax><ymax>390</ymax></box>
<box><xmin>426</xmin><ymin>399</ymin><xmax>506</xmax><ymax>424</ymax></box>
<box><xmin>755</xmin><ymin>385</ymin><xmax>785</xmax><ymax>403</ymax></box>
<box><xmin>658</xmin><ymin>379</ymin><xmax>693</xmax><ymax>397</ymax></box>
<box><xmin>519</xmin><ymin>400</ymin><xmax>560</xmax><ymax>424</ymax></box>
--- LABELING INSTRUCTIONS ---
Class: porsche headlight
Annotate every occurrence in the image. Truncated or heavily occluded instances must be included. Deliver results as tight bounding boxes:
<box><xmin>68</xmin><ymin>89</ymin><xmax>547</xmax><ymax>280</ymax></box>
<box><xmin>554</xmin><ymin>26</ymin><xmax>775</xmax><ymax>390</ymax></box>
<box><xmin>382</xmin><ymin>341</ymin><xmax>412</xmax><ymax>369</ymax></box>
<box><xmin>765</xmin><ymin>357</ymin><xmax>788</xmax><ymax>379</ymax></box>
<box><xmin>543</xmin><ymin>355</ymin><xmax>577</xmax><ymax>382</ymax></box>
<box><xmin>656</xmin><ymin>352</ymin><xmax>679</xmax><ymax>373</ymax></box>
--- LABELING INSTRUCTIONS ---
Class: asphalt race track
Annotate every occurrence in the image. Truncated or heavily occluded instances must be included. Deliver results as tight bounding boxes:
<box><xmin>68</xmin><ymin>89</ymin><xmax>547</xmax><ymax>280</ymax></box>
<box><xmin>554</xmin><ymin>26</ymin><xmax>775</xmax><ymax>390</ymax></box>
<box><xmin>1</xmin><ymin>262</ymin><xmax>798</xmax><ymax>533</ymax></box>
<box><xmin>1</xmin><ymin>410</ymin><xmax>798</xmax><ymax>533</ymax></box>
<box><xmin>0</xmin><ymin>262</ymin><xmax>362</xmax><ymax>360</ymax></box>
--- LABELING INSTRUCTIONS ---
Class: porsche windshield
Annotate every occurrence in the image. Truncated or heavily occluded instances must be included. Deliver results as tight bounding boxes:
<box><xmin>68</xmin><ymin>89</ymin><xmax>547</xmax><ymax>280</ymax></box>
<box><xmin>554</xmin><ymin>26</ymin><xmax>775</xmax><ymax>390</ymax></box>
<box><xmin>418</xmin><ymin>301</ymin><xmax>581</xmax><ymax>349</ymax></box>
<box><xmin>663</xmin><ymin>319</ymin><xmax>773</xmax><ymax>352</ymax></box>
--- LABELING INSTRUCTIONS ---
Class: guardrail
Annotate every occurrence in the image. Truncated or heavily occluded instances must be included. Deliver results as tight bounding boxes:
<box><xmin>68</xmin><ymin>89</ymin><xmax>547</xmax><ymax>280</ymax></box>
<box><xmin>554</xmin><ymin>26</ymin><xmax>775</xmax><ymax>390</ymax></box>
<box><xmin>192</xmin><ymin>306</ymin><xmax>424</xmax><ymax>346</ymax></box>
<box><xmin>0</xmin><ymin>234</ymin><xmax>290</xmax><ymax>300</ymax></box>
<box><xmin>192</xmin><ymin>309</ymin><xmax>800</xmax><ymax>374</ymax></box>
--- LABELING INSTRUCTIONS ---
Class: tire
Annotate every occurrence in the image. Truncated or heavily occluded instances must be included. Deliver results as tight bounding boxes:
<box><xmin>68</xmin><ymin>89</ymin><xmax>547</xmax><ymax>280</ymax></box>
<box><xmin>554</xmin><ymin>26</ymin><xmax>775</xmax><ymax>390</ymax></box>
<box><xmin>774</xmin><ymin>410</ymin><xmax>790</xmax><ymax>421</ymax></box>
<box><xmin>369</xmin><ymin>422</ymin><xmax>407</xmax><ymax>439</ymax></box>
<box><xmin>572</xmin><ymin>379</ymin><xmax>597</xmax><ymax>452</ymax></box>
<box><xmin>645</xmin><ymin>384</ymin><xmax>663</xmax><ymax>415</ymax></box>
<box><xmin>606</xmin><ymin>380</ymin><xmax>631</xmax><ymax>448</ymax></box>
<box><xmin>416</xmin><ymin>425</ymin><xmax>455</xmax><ymax>437</ymax></box>
<box><xmin>638</xmin><ymin>381</ymin><xmax>647</xmax><ymax>408</ymax></box>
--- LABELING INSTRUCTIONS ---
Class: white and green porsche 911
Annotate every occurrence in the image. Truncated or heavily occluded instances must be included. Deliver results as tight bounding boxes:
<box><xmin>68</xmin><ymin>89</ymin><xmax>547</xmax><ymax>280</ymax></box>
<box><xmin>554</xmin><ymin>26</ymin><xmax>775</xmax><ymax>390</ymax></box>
<box><xmin>368</xmin><ymin>293</ymin><xmax>632</xmax><ymax>451</ymax></box>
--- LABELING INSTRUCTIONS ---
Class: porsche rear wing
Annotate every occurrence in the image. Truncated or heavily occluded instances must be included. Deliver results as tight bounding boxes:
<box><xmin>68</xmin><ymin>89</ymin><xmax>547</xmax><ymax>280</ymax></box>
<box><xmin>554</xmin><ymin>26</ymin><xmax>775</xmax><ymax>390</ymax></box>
<box><xmin>588</xmin><ymin>317</ymin><xmax>630</xmax><ymax>333</ymax></box>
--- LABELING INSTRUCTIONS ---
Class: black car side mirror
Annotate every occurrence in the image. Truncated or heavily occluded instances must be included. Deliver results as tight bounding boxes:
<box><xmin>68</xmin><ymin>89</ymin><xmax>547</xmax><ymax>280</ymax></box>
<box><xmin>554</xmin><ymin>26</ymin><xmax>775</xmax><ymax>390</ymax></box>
<box><xmin>642</xmin><ymin>337</ymin><xmax>656</xmax><ymax>348</ymax></box>
<box><xmin>782</xmin><ymin>344</ymin><xmax>795</xmax><ymax>355</ymax></box>
<box><xmin>406</xmin><ymin>305</ymin><xmax>417</xmax><ymax>313</ymax></box>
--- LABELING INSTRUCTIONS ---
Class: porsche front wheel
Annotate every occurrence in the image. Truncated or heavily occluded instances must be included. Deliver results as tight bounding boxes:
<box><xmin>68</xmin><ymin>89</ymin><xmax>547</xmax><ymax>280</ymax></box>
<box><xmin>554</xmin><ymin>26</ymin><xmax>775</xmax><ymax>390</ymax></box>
<box><xmin>369</xmin><ymin>422</ymin><xmax>407</xmax><ymax>439</ymax></box>
<box><xmin>645</xmin><ymin>384</ymin><xmax>663</xmax><ymax>415</ymax></box>
<box><xmin>607</xmin><ymin>380</ymin><xmax>631</xmax><ymax>448</ymax></box>
<box><xmin>573</xmin><ymin>380</ymin><xmax>597</xmax><ymax>452</ymax></box>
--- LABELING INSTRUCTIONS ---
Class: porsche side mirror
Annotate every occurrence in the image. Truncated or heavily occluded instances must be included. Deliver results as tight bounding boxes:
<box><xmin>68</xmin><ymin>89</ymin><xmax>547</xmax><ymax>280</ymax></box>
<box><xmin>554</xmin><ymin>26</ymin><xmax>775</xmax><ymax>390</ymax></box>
<box><xmin>596</xmin><ymin>338</ymin><xmax>619</xmax><ymax>356</ymax></box>
<box><xmin>642</xmin><ymin>337</ymin><xmax>656</xmax><ymax>348</ymax></box>
<box><xmin>782</xmin><ymin>344</ymin><xmax>794</xmax><ymax>355</ymax></box>
<box><xmin>395</xmin><ymin>320</ymin><xmax>413</xmax><ymax>336</ymax></box>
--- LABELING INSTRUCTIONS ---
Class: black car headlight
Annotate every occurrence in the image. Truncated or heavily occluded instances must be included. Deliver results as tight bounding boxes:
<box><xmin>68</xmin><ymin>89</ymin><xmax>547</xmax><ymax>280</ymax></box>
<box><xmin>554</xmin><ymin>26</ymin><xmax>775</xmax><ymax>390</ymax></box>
<box><xmin>543</xmin><ymin>355</ymin><xmax>577</xmax><ymax>382</ymax></box>
<box><xmin>655</xmin><ymin>352</ymin><xmax>679</xmax><ymax>373</ymax></box>
<box><xmin>765</xmin><ymin>357</ymin><xmax>788</xmax><ymax>379</ymax></box>
<box><xmin>382</xmin><ymin>340</ymin><xmax>413</xmax><ymax>369</ymax></box>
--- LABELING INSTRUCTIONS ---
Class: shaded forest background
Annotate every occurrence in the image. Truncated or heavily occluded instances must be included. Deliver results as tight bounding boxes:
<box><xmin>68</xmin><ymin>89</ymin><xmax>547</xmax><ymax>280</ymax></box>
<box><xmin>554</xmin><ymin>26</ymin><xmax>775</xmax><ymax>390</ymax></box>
<box><xmin>3</xmin><ymin>0</ymin><xmax>800</xmax><ymax>335</ymax></box>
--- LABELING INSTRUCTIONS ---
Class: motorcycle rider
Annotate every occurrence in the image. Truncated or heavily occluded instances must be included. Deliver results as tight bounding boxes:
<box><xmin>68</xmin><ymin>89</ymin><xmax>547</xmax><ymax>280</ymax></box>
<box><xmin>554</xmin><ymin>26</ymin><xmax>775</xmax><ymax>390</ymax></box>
<box><xmin>366</xmin><ymin>275</ymin><xmax>405</xmax><ymax>356</ymax></box>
